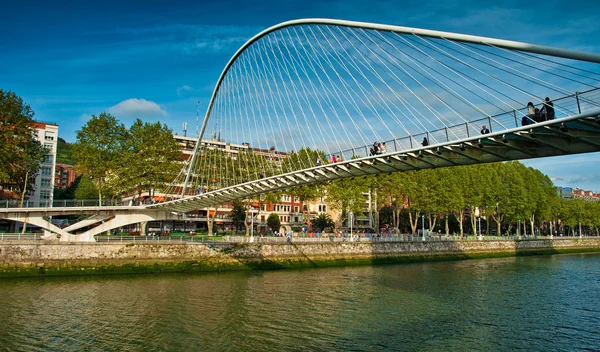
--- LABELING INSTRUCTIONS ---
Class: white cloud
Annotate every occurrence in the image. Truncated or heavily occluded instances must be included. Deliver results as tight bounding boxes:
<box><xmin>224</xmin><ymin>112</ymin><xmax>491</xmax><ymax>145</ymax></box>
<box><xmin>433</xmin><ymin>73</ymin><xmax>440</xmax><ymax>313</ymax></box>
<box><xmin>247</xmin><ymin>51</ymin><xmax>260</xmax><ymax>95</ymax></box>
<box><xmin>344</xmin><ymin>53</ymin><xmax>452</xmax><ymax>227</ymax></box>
<box><xmin>79</xmin><ymin>113</ymin><xmax>92</xmax><ymax>122</ymax></box>
<box><xmin>176</xmin><ymin>85</ymin><xmax>193</xmax><ymax>96</ymax></box>
<box><xmin>108</xmin><ymin>98</ymin><xmax>167</xmax><ymax>117</ymax></box>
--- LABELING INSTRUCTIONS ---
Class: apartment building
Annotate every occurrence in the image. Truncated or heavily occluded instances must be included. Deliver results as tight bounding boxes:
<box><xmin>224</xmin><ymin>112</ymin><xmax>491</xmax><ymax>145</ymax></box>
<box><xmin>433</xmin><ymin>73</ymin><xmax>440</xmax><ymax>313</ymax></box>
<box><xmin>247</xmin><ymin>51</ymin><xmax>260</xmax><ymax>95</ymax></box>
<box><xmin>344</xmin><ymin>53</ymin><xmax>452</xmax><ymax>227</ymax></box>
<box><xmin>54</xmin><ymin>163</ymin><xmax>77</xmax><ymax>189</ymax></box>
<box><xmin>572</xmin><ymin>188</ymin><xmax>600</xmax><ymax>201</ymax></box>
<box><xmin>30</xmin><ymin>122</ymin><xmax>58</xmax><ymax>205</ymax></box>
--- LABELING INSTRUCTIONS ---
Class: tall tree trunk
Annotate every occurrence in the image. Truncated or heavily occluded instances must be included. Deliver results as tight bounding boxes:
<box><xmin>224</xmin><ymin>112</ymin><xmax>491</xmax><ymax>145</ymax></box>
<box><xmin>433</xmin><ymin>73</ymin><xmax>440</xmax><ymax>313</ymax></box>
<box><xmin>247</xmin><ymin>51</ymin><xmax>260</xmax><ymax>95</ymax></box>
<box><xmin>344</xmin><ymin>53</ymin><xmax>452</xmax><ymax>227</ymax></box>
<box><xmin>529</xmin><ymin>215</ymin><xmax>535</xmax><ymax>236</ymax></box>
<box><xmin>20</xmin><ymin>172</ymin><xmax>29</xmax><ymax>207</ymax></box>
<box><xmin>445</xmin><ymin>213</ymin><xmax>449</xmax><ymax>236</ymax></box>
<box><xmin>492</xmin><ymin>212</ymin><xmax>504</xmax><ymax>236</ymax></box>
<box><xmin>408</xmin><ymin>210</ymin><xmax>419</xmax><ymax>234</ymax></box>
<box><xmin>244</xmin><ymin>210</ymin><xmax>250</xmax><ymax>236</ymax></box>
<box><xmin>458</xmin><ymin>210</ymin><xmax>464</xmax><ymax>236</ymax></box>
<box><xmin>394</xmin><ymin>206</ymin><xmax>401</xmax><ymax>229</ymax></box>
<box><xmin>207</xmin><ymin>208</ymin><xmax>216</xmax><ymax>236</ymax></box>
<box><xmin>430</xmin><ymin>213</ymin><xmax>438</xmax><ymax>233</ymax></box>
<box><xmin>470</xmin><ymin>206</ymin><xmax>477</xmax><ymax>236</ymax></box>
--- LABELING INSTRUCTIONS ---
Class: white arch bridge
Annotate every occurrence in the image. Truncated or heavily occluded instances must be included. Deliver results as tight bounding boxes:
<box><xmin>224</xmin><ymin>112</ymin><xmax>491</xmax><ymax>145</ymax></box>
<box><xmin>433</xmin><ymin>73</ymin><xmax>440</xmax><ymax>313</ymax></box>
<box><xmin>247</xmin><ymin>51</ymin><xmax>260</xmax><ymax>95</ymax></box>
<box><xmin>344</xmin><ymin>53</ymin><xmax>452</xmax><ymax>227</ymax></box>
<box><xmin>2</xmin><ymin>19</ymin><xmax>600</xmax><ymax>241</ymax></box>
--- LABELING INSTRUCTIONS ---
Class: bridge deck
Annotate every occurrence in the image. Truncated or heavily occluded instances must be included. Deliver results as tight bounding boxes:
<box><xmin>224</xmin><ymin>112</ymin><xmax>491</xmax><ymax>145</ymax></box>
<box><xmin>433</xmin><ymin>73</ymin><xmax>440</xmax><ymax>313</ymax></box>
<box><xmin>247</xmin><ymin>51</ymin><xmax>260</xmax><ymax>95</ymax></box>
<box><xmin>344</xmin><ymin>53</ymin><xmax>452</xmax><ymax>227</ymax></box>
<box><xmin>150</xmin><ymin>110</ymin><xmax>600</xmax><ymax>213</ymax></box>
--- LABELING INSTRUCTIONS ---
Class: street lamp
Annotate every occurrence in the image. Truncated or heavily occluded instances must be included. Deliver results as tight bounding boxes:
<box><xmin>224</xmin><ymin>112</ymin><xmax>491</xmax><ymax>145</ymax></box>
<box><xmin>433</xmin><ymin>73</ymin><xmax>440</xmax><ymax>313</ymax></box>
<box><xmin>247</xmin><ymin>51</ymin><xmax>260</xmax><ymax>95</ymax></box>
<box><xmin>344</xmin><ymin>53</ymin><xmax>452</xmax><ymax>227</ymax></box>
<box><xmin>421</xmin><ymin>213</ymin><xmax>425</xmax><ymax>241</ymax></box>
<box><xmin>249</xmin><ymin>209</ymin><xmax>258</xmax><ymax>243</ymax></box>
<box><xmin>349</xmin><ymin>210</ymin><xmax>353</xmax><ymax>240</ymax></box>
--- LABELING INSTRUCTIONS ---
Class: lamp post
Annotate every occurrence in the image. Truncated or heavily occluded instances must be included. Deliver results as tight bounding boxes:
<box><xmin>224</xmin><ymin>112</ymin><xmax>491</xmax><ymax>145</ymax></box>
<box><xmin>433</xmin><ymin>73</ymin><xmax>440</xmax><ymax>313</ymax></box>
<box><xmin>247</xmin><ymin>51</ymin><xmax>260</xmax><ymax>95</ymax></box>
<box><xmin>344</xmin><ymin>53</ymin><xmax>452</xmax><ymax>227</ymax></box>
<box><xmin>349</xmin><ymin>210</ymin><xmax>353</xmax><ymax>240</ymax></box>
<box><xmin>421</xmin><ymin>213</ymin><xmax>425</xmax><ymax>241</ymax></box>
<box><xmin>249</xmin><ymin>209</ymin><xmax>258</xmax><ymax>243</ymax></box>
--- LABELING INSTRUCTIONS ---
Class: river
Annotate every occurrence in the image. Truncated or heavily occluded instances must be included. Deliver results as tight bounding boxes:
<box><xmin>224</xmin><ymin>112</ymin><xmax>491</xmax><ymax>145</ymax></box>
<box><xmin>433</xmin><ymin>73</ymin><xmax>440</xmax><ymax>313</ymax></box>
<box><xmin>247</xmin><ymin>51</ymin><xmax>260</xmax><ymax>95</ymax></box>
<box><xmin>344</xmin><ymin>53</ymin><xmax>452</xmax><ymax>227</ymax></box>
<box><xmin>1</xmin><ymin>254</ymin><xmax>599</xmax><ymax>351</ymax></box>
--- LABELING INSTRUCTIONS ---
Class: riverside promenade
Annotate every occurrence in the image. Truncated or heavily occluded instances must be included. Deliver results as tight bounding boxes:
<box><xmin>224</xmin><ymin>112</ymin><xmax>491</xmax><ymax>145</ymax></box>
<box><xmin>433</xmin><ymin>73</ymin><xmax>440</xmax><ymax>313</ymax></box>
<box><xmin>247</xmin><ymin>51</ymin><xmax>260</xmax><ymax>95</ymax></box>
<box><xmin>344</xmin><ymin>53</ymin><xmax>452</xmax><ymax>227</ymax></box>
<box><xmin>1</xmin><ymin>237</ymin><xmax>599</xmax><ymax>278</ymax></box>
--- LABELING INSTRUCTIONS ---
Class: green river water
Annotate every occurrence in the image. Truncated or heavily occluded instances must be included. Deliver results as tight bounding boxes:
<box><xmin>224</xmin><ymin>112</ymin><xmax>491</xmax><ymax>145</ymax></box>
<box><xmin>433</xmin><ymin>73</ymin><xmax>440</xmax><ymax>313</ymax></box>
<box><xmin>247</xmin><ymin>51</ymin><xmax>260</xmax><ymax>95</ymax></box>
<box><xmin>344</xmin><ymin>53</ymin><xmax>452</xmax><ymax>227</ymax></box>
<box><xmin>0</xmin><ymin>253</ymin><xmax>599</xmax><ymax>351</ymax></box>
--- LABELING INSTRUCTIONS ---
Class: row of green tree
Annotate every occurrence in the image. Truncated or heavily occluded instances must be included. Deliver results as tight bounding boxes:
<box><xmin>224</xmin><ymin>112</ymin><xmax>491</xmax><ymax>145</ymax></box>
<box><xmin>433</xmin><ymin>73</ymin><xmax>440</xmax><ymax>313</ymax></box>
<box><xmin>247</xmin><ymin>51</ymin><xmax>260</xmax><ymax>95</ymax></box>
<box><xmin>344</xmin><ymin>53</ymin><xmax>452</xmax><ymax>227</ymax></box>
<box><xmin>227</xmin><ymin>146</ymin><xmax>599</xmax><ymax>236</ymax></box>
<box><xmin>71</xmin><ymin>112</ymin><xmax>182</xmax><ymax>203</ymax></box>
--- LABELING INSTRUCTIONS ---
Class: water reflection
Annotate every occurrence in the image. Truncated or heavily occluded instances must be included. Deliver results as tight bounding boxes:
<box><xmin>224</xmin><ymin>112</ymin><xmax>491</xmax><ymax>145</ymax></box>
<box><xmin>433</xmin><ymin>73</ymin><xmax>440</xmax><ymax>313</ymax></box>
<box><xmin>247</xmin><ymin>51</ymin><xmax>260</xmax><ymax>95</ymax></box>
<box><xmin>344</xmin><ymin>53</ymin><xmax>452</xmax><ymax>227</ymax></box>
<box><xmin>0</xmin><ymin>254</ymin><xmax>599</xmax><ymax>351</ymax></box>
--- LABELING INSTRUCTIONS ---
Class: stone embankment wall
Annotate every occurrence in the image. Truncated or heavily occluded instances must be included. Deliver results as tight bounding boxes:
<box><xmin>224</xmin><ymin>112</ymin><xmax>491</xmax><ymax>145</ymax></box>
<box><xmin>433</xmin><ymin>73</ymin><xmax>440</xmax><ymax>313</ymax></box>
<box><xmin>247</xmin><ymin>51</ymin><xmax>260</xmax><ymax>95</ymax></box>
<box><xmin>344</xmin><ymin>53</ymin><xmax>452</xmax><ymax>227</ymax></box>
<box><xmin>1</xmin><ymin>238</ymin><xmax>599</xmax><ymax>278</ymax></box>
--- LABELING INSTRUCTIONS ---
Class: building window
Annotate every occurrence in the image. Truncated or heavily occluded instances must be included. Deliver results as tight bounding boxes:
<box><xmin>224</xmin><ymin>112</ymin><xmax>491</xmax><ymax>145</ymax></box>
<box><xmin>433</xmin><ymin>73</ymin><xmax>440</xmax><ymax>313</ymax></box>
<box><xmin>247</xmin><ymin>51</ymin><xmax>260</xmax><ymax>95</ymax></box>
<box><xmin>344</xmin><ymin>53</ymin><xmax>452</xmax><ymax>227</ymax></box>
<box><xmin>318</xmin><ymin>205</ymin><xmax>327</xmax><ymax>212</ymax></box>
<box><xmin>261</xmin><ymin>204</ymin><xmax>266</xmax><ymax>211</ymax></box>
<box><xmin>44</xmin><ymin>132</ymin><xmax>54</xmax><ymax>141</ymax></box>
<box><xmin>41</xmin><ymin>167</ymin><xmax>52</xmax><ymax>175</ymax></box>
<box><xmin>303</xmin><ymin>205</ymin><xmax>308</xmax><ymax>211</ymax></box>
<box><xmin>41</xmin><ymin>178</ymin><xmax>52</xmax><ymax>187</ymax></box>
<box><xmin>40</xmin><ymin>192</ymin><xmax>50</xmax><ymax>200</ymax></box>
<box><xmin>44</xmin><ymin>143</ymin><xmax>53</xmax><ymax>149</ymax></box>
<box><xmin>294</xmin><ymin>206</ymin><xmax>299</xmax><ymax>213</ymax></box>
<box><xmin>44</xmin><ymin>155</ymin><xmax>53</xmax><ymax>163</ymax></box>
<box><xmin>281</xmin><ymin>195</ymin><xmax>291</xmax><ymax>202</ymax></box>
<box><xmin>294</xmin><ymin>217</ymin><xmax>298</xmax><ymax>223</ymax></box>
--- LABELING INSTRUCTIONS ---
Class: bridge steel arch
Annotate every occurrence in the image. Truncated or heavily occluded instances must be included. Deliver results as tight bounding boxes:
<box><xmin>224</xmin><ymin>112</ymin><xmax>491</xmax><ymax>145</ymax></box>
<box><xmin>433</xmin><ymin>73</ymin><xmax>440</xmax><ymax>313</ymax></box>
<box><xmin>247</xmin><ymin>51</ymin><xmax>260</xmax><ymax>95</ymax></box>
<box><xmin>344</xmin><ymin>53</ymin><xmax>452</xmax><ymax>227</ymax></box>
<box><xmin>181</xmin><ymin>18</ymin><xmax>600</xmax><ymax>196</ymax></box>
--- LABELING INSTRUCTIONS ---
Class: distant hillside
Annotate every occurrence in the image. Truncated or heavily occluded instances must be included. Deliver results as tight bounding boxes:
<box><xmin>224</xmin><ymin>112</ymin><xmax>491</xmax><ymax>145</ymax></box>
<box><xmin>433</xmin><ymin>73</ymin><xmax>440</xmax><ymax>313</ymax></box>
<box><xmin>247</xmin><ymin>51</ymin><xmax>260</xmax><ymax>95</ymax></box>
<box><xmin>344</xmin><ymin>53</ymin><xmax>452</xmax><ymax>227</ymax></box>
<box><xmin>56</xmin><ymin>137</ymin><xmax>76</xmax><ymax>165</ymax></box>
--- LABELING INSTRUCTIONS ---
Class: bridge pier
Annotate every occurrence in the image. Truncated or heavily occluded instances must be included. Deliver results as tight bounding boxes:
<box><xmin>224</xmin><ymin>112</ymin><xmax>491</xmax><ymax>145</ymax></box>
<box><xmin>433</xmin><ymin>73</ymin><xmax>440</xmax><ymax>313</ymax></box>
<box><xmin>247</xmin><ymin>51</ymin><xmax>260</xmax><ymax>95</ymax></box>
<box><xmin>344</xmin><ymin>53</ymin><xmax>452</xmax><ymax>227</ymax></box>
<box><xmin>0</xmin><ymin>208</ymin><xmax>185</xmax><ymax>242</ymax></box>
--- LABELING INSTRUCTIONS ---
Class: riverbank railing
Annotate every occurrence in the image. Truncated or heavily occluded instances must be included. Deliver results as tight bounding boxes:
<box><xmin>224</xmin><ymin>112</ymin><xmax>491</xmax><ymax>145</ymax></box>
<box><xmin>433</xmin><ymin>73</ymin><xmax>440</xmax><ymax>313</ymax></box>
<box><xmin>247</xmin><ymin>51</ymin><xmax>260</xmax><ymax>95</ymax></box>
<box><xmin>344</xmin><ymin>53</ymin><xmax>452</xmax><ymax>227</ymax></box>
<box><xmin>0</xmin><ymin>233</ymin><xmax>594</xmax><ymax>243</ymax></box>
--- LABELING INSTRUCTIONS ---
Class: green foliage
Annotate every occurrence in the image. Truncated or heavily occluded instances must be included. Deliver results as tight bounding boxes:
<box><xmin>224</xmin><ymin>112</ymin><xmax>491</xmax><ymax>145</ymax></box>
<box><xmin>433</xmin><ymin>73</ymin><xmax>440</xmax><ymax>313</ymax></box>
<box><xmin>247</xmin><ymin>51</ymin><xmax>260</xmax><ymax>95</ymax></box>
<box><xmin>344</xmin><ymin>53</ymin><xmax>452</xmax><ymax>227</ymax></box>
<box><xmin>75</xmin><ymin>176</ymin><xmax>99</xmax><ymax>200</ymax></box>
<box><xmin>325</xmin><ymin>176</ymin><xmax>370</xmax><ymax>215</ymax></box>
<box><xmin>112</xmin><ymin>119</ymin><xmax>181</xmax><ymax>196</ymax></box>
<box><xmin>266</xmin><ymin>213</ymin><xmax>281</xmax><ymax>233</ymax></box>
<box><xmin>54</xmin><ymin>175</ymin><xmax>81</xmax><ymax>200</ymax></box>
<box><xmin>230</xmin><ymin>200</ymin><xmax>247</xmax><ymax>229</ymax></box>
<box><xmin>56</xmin><ymin>138</ymin><xmax>76</xmax><ymax>165</ymax></box>
<box><xmin>312</xmin><ymin>213</ymin><xmax>334</xmax><ymax>232</ymax></box>
<box><xmin>321</xmin><ymin>161</ymin><xmax>598</xmax><ymax>235</ymax></box>
<box><xmin>73</xmin><ymin>112</ymin><xmax>127</xmax><ymax>202</ymax></box>
<box><xmin>0</xmin><ymin>90</ymin><xmax>46</xmax><ymax>198</ymax></box>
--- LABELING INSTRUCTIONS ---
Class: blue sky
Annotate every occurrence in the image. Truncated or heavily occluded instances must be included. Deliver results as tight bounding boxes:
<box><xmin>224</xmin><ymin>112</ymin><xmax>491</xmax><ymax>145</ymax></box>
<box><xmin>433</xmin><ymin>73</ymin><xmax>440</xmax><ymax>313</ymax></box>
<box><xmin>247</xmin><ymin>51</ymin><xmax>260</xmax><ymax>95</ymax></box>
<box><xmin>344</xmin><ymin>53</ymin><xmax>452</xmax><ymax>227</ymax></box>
<box><xmin>2</xmin><ymin>0</ymin><xmax>600</xmax><ymax>190</ymax></box>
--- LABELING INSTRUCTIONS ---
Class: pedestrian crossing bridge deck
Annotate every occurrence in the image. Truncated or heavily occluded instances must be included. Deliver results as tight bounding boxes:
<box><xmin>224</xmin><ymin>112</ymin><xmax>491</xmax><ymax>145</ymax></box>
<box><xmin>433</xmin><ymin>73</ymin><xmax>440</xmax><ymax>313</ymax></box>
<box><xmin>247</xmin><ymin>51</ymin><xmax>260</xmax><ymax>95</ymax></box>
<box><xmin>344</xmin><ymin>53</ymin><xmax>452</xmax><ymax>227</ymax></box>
<box><xmin>152</xmin><ymin>110</ymin><xmax>600</xmax><ymax>213</ymax></box>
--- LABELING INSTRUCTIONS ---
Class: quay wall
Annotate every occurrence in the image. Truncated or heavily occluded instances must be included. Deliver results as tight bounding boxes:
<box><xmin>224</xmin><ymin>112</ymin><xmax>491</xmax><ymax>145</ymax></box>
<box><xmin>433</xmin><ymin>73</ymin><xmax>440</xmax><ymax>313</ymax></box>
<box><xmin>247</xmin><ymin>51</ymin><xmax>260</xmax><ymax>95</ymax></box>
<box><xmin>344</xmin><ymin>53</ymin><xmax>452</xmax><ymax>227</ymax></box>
<box><xmin>1</xmin><ymin>238</ymin><xmax>599</xmax><ymax>278</ymax></box>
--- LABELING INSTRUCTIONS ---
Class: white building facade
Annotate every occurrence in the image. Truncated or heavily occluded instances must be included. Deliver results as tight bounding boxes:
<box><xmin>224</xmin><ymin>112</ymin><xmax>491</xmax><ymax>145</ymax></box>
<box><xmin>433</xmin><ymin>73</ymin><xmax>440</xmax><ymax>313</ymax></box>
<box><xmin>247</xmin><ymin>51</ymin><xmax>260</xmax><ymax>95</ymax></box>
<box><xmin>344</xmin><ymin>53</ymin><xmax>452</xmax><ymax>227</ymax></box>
<box><xmin>30</xmin><ymin>122</ymin><xmax>58</xmax><ymax>206</ymax></box>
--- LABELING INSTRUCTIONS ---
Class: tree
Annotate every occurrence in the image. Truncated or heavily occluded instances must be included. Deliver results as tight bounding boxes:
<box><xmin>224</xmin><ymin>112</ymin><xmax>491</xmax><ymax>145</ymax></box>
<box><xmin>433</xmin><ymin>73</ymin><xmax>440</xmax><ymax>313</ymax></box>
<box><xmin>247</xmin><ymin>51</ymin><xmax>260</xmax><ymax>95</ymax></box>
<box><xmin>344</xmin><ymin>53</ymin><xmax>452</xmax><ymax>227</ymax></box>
<box><xmin>0</xmin><ymin>90</ymin><xmax>46</xmax><ymax>198</ymax></box>
<box><xmin>312</xmin><ymin>213</ymin><xmax>334</xmax><ymax>232</ymax></box>
<box><xmin>282</xmin><ymin>148</ymin><xmax>326</xmax><ymax>222</ymax></box>
<box><xmin>12</xmin><ymin>138</ymin><xmax>47</xmax><ymax>205</ymax></box>
<box><xmin>0</xmin><ymin>90</ymin><xmax>36</xmax><ymax>180</ymax></box>
<box><xmin>73</xmin><ymin>113</ymin><xmax>127</xmax><ymax>204</ymax></box>
<box><xmin>230</xmin><ymin>200</ymin><xmax>247</xmax><ymax>233</ymax></box>
<box><xmin>326</xmin><ymin>176</ymin><xmax>371</xmax><ymax>227</ymax></box>
<box><xmin>75</xmin><ymin>176</ymin><xmax>99</xmax><ymax>200</ymax></box>
<box><xmin>267</xmin><ymin>213</ymin><xmax>281</xmax><ymax>233</ymax></box>
<box><xmin>54</xmin><ymin>175</ymin><xmax>81</xmax><ymax>200</ymax></box>
<box><xmin>113</xmin><ymin>119</ymin><xmax>181</xmax><ymax>197</ymax></box>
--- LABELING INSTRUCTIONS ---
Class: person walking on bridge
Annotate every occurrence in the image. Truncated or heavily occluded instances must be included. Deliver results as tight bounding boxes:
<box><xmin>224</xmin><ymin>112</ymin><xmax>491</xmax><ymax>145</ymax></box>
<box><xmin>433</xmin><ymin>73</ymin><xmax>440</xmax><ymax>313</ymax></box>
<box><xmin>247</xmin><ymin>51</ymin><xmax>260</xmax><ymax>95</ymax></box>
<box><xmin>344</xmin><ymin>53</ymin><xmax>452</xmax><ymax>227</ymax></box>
<box><xmin>540</xmin><ymin>97</ymin><xmax>555</xmax><ymax>120</ymax></box>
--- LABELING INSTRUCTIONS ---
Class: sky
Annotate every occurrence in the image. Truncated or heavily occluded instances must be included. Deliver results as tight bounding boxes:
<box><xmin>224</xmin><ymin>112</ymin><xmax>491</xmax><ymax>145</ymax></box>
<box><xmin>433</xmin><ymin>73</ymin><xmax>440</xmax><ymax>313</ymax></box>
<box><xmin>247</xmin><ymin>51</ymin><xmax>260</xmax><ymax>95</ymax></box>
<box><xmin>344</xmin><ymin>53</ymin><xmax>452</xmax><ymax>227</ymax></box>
<box><xmin>1</xmin><ymin>0</ymin><xmax>600</xmax><ymax>190</ymax></box>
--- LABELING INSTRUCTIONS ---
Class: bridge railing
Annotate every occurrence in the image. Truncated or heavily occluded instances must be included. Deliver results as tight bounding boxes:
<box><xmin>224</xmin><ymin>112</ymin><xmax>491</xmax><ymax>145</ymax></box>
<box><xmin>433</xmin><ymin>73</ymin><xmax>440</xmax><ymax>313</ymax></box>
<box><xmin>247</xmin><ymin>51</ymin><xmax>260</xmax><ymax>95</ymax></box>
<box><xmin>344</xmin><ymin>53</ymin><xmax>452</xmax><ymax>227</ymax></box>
<box><xmin>332</xmin><ymin>87</ymin><xmax>600</xmax><ymax>161</ymax></box>
<box><xmin>0</xmin><ymin>199</ymin><xmax>129</xmax><ymax>209</ymax></box>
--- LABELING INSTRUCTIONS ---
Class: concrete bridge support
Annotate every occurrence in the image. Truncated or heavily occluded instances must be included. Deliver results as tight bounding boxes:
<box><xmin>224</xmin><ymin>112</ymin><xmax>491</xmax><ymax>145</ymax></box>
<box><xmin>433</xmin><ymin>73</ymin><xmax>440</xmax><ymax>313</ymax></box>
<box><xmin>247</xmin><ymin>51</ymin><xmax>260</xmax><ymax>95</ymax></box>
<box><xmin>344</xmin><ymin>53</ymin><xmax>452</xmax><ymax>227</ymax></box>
<box><xmin>0</xmin><ymin>208</ymin><xmax>184</xmax><ymax>242</ymax></box>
